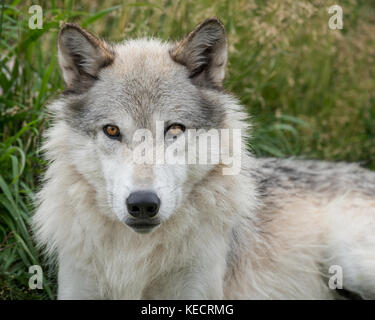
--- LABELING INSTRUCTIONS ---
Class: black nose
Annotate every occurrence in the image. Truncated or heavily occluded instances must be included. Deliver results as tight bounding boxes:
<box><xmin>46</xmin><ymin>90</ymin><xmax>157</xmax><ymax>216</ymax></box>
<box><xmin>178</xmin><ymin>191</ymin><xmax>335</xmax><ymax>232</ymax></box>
<box><xmin>126</xmin><ymin>191</ymin><xmax>160</xmax><ymax>218</ymax></box>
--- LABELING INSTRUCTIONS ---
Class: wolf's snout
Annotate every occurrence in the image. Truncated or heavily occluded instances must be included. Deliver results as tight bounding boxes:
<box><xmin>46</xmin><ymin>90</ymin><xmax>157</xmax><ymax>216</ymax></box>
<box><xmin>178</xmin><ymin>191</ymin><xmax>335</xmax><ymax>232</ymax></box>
<box><xmin>126</xmin><ymin>191</ymin><xmax>160</xmax><ymax>218</ymax></box>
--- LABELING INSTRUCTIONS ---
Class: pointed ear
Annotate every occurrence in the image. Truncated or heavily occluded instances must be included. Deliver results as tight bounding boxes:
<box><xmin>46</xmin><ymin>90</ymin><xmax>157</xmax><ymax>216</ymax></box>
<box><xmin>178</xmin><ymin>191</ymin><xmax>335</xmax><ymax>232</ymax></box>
<box><xmin>170</xmin><ymin>18</ymin><xmax>228</xmax><ymax>88</ymax></box>
<box><xmin>58</xmin><ymin>23</ymin><xmax>114</xmax><ymax>91</ymax></box>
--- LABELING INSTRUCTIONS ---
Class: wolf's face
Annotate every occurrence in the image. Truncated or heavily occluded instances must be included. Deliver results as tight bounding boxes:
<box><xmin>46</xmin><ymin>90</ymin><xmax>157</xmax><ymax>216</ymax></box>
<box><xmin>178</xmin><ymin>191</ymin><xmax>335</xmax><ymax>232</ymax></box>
<box><xmin>55</xmin><ymin>19</ymin><xmax>232</xmax><ymax>233</ymax></box>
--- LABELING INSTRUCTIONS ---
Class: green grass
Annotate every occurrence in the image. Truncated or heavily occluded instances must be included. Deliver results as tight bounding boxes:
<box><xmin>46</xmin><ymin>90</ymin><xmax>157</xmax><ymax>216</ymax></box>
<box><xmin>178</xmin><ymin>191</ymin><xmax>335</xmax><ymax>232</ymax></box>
<box><xmin>1</xmin><ymin>0</ymin><xmax>374</xmax><ymax>299</ymax></box>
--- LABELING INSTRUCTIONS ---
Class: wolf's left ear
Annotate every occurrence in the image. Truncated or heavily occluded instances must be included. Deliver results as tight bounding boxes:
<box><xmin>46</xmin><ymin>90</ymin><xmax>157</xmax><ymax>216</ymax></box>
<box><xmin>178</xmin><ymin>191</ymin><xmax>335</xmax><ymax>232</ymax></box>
<box><xmin>58</xmin><ymin>23</ymin><xmax>114</xmax><ymax>91</ymax></box>
<box><xmin>170</xmin><ymin>18</ymin><xmax>228</xmax><ymax>88</ymax></box>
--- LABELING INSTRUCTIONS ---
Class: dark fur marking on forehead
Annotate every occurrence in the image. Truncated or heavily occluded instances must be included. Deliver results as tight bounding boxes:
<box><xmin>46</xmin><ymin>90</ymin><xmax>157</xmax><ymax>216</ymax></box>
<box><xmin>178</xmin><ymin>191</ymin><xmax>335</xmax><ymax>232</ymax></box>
<box><xmin>58</xmin><ymin>67</ymin><xmax>227</xmax><ymax>139</ymax></box>
<box><xmin>62</xmin><ymin>73</ymin><xmax>99</xmax><ymax>95</ymax></box>
<box><xmin>59</xmin><ymin>94</ymin><xmax>95</xmax><ymax>136</ymax></box>
<box><xmin>198</xmin><ymin>92</ymin><xmax>226</xmax><ymax>129</ymax></box>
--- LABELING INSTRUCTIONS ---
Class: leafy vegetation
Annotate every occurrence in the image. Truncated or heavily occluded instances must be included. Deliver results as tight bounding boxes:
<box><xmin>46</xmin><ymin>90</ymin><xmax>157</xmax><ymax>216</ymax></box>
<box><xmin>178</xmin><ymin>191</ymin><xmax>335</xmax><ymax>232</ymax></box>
<box><xmin>1</xmin><ymin>0</ymin><xmax>374</xmax><ymax>299</ymax></box>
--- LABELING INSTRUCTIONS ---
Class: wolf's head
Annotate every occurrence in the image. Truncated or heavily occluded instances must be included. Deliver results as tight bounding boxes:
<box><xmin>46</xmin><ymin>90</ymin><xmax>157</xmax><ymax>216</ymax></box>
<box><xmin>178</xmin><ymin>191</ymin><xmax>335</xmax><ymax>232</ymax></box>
<box><xmin>50</xmin><ymin>18</ymin><xmax>245</xmax><ymax>234</ymax></box>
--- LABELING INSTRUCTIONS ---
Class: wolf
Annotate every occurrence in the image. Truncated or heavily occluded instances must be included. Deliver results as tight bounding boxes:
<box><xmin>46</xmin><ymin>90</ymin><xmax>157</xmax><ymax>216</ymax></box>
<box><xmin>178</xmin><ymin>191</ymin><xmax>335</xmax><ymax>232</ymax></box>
<box><xmin>33</xmin><ymin>18</ymin><xmax>375</xmax><ymax>299</ymax></box>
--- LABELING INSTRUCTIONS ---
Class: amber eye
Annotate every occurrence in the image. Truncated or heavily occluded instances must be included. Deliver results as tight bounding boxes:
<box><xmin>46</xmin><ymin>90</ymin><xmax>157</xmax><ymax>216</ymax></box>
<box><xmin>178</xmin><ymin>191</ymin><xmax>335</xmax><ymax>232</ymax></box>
<box><xmin>103</xmin><ymin>125</ymin><xmax>120</xmax><ymax>139</ymax></box>
<box><xmin>165</xmin><ymin>123</ymin><xmax>185</xmax><ymax>139</ymax></box>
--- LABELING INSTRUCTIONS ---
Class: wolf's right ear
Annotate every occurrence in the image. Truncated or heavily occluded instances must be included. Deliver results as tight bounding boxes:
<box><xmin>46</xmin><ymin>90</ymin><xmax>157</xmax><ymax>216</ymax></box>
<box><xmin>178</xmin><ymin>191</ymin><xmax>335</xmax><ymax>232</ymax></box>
<box><xmin>170</xmin><ymin>18</ymin><xmax>228</xmax><ymax>88</ymax></box>
<box><xmin>58</xmin><ymin>23</ymin><xmax>114</xmax><ymax>91</ymax></box>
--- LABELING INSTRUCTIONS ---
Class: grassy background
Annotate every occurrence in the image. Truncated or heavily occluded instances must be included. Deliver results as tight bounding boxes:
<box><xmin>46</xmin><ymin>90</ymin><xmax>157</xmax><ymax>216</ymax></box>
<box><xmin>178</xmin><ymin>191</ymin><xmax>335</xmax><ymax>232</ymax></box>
<box><xmin>0</xmin><ymin>0</ymin><xmax>374</xmax><ymax>299</ymax></box>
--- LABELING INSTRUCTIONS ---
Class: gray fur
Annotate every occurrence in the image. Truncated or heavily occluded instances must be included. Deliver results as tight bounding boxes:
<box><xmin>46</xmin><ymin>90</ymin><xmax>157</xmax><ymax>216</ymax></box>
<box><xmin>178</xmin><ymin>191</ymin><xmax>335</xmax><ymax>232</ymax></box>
<box><xmin>256</xmin><ymin>158</ymin><xmax>375</xmax><ymax>198</ymax></box>
<box><xmin>170</xmin><ymin>18</ymin><xmax>228</xmax><ymax>89</ymax></box>
<box><xmin>58</xmin><ymin>23</ymin><xmax>114</xmax><ymax>93</ymax></box>
<box><xmin>59</xmin><ymin>43</ymin><xmax>226</xmax><ymax>138</ymax></box>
